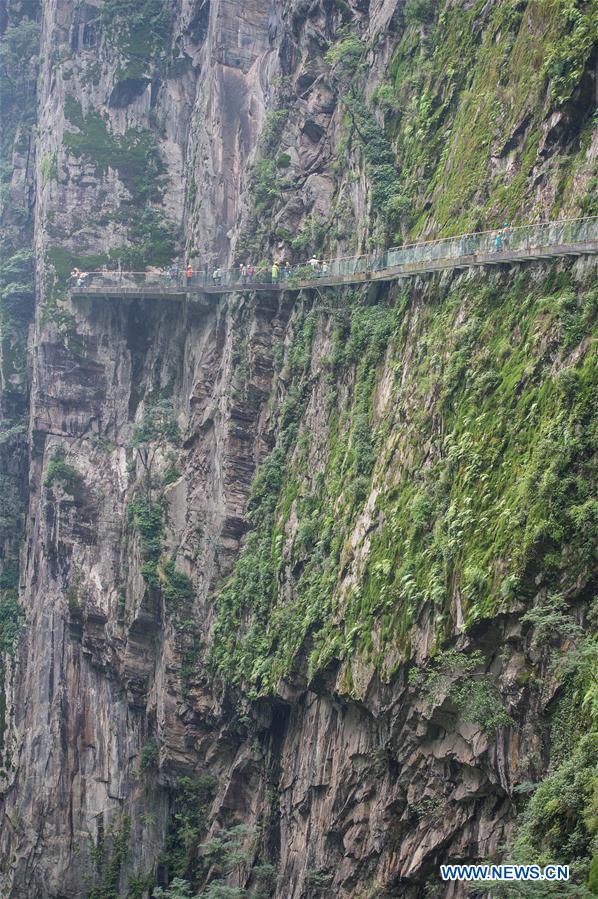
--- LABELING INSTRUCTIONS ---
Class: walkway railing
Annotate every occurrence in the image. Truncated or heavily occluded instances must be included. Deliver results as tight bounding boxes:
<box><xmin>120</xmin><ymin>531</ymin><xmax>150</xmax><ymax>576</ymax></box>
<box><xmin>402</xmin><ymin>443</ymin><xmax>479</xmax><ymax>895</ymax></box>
<box><xmin>71</xmin><ymin>216</ymin><xmax>598</xmax><ymax>294</ymax></box>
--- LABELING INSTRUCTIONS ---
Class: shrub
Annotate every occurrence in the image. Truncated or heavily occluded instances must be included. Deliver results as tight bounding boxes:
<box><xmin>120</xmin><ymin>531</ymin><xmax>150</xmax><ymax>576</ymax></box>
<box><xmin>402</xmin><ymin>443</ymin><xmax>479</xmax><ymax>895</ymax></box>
<box><xmin>496</xmin><ymin>734</ymin><xmax>598</xmax><ymax>896</ymax></box>
<box><xmin>404</xmin><ymin>0</ymin><xmax>435</xmax><ymax>26</ymax></box>
<box><xmin>63</xmin><ymin>97</ymin><xmax>166</xmax><ymax>202</ymax></box>
<box><xmin>85</xmin><ymin>817</ymin><xmax>131</xmax><ymax>899</ymax></box>
<box><xmin>252</xmin><ymin>159</ymin><xmax>281</xmax><ymax>214</ymax></box>
<box><xmin>163</xmin><ymin>465</ymin><xmax>181</xmax><ymax>485</ymax></box>
<box><xmin>521</xmin><ymin>592</ymin><xmax>582</xmax><ymax>646</ymax></box>
<box><xmin>0</xmin><ymin>588</ymin><xmax>23</xmax><ymax>654</ymax></box>
<box><xmin>325</xmin><ymin>35</ymin><xmax>364</xmax><ymax>82</ymax></box>
<box><xmin>43</xmin><ymin>446</ymin><xmax>82</xmax><ymax>490</ymax></box>
<box><xmin>131</xmin><ymin>398</ymin><xmax>180</xmax><ymax>490</ymax></box>
<box><xmin>101</xmin><ymin>0</ymin><xmax>171</xmax><ymax>79</ymax></box>
<box><xmin>161</xmin><ymin>558</ymin><xmax>194</xmax><ymax>607</ymax></box>
<box><xmin>139</xmin><ymin>742</ymin><xmax>159</xmax><ymax>770</ymax></box>
<box><xmin>409</xmin><ymin>649</ymin><xmax>515</xmax><ymax>733</ymax></box>
<box><xmin>158</xmin><ymin>775</ymin><xmax>218</xmax><ymax>883</ymax></box>
<box><xmin>111</xmin><ymin>208</ymin><xmax>177</xmax><ymax>269</ymax></box>
<box><xmin>543</xmin><ymin>1</ymin><xmax>597</xmax><ymax>105</ymax></box>
<box><xmin>153</xmin><ymin>880</ymin><xmax>198</xmax><ymax>899</ymax></box>
<box><xmin>260</xmin><ymin>109</ymin><xmax>288</xmax><ymax>153</ymax></box>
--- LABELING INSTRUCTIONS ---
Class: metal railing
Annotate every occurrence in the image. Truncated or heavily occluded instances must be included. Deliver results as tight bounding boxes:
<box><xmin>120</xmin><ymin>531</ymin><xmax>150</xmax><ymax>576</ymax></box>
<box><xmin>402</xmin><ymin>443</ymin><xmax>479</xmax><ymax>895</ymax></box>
<box><xmin>70</xmin><ymin>216</ymin><xmax>598</xmax><ymax>294</ymax></box>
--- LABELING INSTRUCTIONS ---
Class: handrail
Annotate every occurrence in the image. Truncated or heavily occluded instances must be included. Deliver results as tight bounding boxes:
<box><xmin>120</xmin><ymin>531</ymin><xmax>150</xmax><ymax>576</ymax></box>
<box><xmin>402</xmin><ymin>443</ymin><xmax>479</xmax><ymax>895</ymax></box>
<box><xmin>69</xmin><ymin>216</ymin><xmax>598</xmax><ymax>294</ymax></box>
<box><xmin>387</xmin><ymin>215</ymin><xmax>598</xmax><ymax>252</ymax></box>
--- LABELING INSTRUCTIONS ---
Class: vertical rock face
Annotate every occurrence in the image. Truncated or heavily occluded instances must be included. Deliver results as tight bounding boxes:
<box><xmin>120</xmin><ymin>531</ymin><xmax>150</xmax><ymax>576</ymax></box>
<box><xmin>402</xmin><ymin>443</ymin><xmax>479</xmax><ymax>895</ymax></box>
<box><xmin>184</xmin><ymin>0</ymin><xmax>274</xmax><ymax>262</ymax></box>
<box><xmin>2</xmin><ymin>293</ymin><xmax>285</xmax><ymax>895</ymax></box>
<box><xmin>0</xmin><ymin>0</ymin><xmax>596</xmax><ymax>897</ymax></box>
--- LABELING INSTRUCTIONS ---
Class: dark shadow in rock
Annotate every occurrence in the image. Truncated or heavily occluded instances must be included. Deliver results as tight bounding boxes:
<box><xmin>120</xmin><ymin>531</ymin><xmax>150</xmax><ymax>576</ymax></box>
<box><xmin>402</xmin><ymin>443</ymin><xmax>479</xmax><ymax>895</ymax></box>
<box><xmin>109</xmin><ymin>78</ymin><xmax>151</xmax><ymax>108</ymax></box>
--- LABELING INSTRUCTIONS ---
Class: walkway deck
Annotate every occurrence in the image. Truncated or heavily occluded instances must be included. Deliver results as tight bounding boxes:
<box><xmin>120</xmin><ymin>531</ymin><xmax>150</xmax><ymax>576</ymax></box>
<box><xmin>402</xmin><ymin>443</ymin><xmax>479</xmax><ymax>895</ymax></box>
<box><xmin>70</xmin><ymin>218</ymin><xmax>598</xmax><ymax>302</ymax></box>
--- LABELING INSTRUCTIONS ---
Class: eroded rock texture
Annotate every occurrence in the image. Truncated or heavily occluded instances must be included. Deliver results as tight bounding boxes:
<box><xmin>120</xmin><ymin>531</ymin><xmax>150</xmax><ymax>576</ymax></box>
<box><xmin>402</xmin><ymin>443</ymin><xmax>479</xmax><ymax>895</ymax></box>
<box><xmin>0</xmin><ymin>0</ymin><xmax>596</xmax><ymax>897</ymax></box>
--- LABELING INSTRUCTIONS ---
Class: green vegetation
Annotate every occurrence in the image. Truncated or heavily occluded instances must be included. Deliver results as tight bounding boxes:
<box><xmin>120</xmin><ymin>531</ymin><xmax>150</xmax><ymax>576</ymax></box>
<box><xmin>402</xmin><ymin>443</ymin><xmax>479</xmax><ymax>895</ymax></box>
<box><xmin>496</xmin><ymin>736</ymin><xmax>597</xmax><ymax>896</ymax></box>
<box><xmin>0</xmin><ymin>12</ymin><xmax>39</xmax><ymax>187</ymax></box>
<box><xmin>324</xmin><ymin>34</ymin><xmax>364</xmax><ymax>80</ymax></box>
<box><xmin>139</xmin><ymin>742</ymin><xmax>159</xmax><ymax>771</ymax></box>
<box><xmin>260</xmin><ymin>110</ymin><xmax>289</xmax><ymax>154</ymax></box>
<box><xmin>101</xmin><ymin>0</ymin><xmax>171</xmax><ymax>80</ymax></box>
<box><xmin>125</xmin><ymin>874</ymin><xmax>154</xmax><ymax>899</ymax></box>
<box><xmin>0</xmin><ymin>562</ymin><xmax>23</xmax><ymax>759</ymax></box>
<box><xmin>39</xmin><ymin>152</ymin><xmax>58</xmax><ymax>186</ymax></box>
<box><xmin>85</xmin><ymin>816</ymin><xmax>131</xmax><ymax>899</ymax></box>
<box><xmin>161</xmin><ymin>559</ymin><xmax>194</xmax><ymax>608</ymax></box>
<box><xmin>211</xmin><ymin>269</ymin><xmax>596</xmax><ymax>696</ymax></box>
<box><xmin>46</xmin><ymin>247</ymin><xmax>110</xmax><ymax>282</ymax></box>
<box><xmin>408</xmin><ymin>649</ymin><xmax>514</xmax><ymax>733</ymax></box>
<box><xmin>235</xmin><ymin>105</ymin><xmax>293</xmax><ymax>258</ymax></box>
<box><xmin>403</xmin><ymin>0</ymin><xmax>435</xmax><ymax>26</ymax></box>
<box><xmin>543</xmin><ymin>0</ymin><xmax>597</xmax><ymax>105</ymax></box>
<box><xmin>131</xmin><ymin>397</ymin><xmax>181</xmax><ymax>493</ymax></box>
<box><xmin>326</xmin><ymin>35</ymin><xmax>408</xmax><ymax>242</ymax></box>
<box><xmin>63</xmin><ymin>97</ymin><xmax>166</xmax><ymax>203</ymax></box>
<box><xmin>110</xmin><ymin>209</ymin><xmax>177</xmax><ymax>270</ymax></box>
<box><xmin>493</xmin><ymin>594</ymin><xmax>597</xmax><ymax>895</ymax></box>
<box><xmin>233</xmin><ymin>0</ymin><xmax>595</xmax><ymax>259</ymax></box>
<box><xmin>290</xmin><ymin>214</ymin><xmax>328</xmax><ymax>258</ymax></box>
<box><xmin>127</xmin><ymin>493</ymin><xmax>164</xmax><ymax>588</ymax></box>
<box><xmin>252</xmin><ymin>160</ymin><xmax>283</xmax><ymax>217</ymax></box>
<box><xmin>0</xmin><ymin>564</ymin><xmax>22</xmax><ymax>656</ymax></box>
<box><xmin>44</xmin><ymin>446</ymin><xmax>82</xmax><ymax>491</ymax></box>
<box><xmin>0</xmin><ymin>248</ymin><xmax>35</xmax><ymax>405</ymax></box>
<box><xmin>156</xmin><ymin>823</ymin><xmax>277</xmax><ymax>898</ymax></box>
<box><xmin>127</xmin><ymin>398</ymin><xmax>194</xmax><ymax>617</ymax></box>
<box><xmin>46</xmin><ymin>211</ymin><xmax>177</xmax><ymax>292</ymax></box>
<box><xmin>66</xmin><ymin>578</ymin><xmax>84</xmax><ymax>613</ymax></box>
<box><xmin>385</xmin><ymin>0</ymin><xmax>597</xmax><ymax>233</ymax></box>
<box><xmin>158</xmin><ymin>774</ymin><xmax>218</xmax><ymax>883</ymax></box>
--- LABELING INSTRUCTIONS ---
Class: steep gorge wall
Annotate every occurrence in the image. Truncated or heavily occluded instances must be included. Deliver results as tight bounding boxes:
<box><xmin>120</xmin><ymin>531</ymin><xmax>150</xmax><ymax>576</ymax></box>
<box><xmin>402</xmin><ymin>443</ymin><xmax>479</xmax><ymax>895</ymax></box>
<box><xmin>0</xmin><ymin>0</ymin><xmax>596</xmax><ymax>897</ymax></box>
<box><xmin>3</xmin><ymin>260</ymin><xmax>597</xmax><ymax>898</ymax></box>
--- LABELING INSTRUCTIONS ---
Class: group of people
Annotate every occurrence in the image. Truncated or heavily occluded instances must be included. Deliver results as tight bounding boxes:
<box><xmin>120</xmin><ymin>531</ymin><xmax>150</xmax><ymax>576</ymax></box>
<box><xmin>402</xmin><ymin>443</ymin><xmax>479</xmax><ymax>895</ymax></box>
<box><xmin>234</xmin><ymin>257</ymin><xmax>329</xmax><ymax>286</ymax></box>
<box><xmin>236</xmin><ymin>263</ymin><xmax>255</xmax><ymax>284</ymax></box>
<box><xmin>69</xmin><ymin>227</ymin><xmax>514</xmax><ymax>294</ymax></box>
<box><xmin>167</xmin><ymin>263</ymin><xmax>195</xmax><ymax>284</ymax></box>
<box><xmin>69</xmin><ymin>268</ymin><xmax>89</xmax><ymax>287</ymax></box>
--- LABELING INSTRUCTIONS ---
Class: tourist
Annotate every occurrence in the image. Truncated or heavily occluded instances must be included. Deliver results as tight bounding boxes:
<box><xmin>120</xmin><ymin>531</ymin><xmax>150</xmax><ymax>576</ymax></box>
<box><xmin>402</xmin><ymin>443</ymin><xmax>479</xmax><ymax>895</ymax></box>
<box><xmin>271</xmin><ymin>261</ymin><xmax>279</xmax><ymax>284</ymax></box>
<box><xmin>239</xmin><ymin>262</ymin><xmax>247</xmax><ymax>284</ymax></box>
<box><xmin>186</xmin><ymin>264</ymin><xmax>193</xmax><ymax>284</ymax></box>
<box><xmin>212</xmin><ymin>266</ymin><xmax>221</xmax><ymax>286</ymax></box>
<box><xmin>247</xmin><ymin>263</ymin><xmax>255</xmax><ymax>283</ymax></box>
<box><xmin>494</xmin><ymin>231</ymin><xmax>502</xmax><ymax>253</ymax></box>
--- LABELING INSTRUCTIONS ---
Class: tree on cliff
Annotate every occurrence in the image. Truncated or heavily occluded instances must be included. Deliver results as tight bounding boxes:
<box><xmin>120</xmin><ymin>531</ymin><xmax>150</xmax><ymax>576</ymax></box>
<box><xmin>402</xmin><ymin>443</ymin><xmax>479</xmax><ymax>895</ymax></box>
<box><xmin>131</xmin><ymin>397</ymin><xmax>180</xmax><ymax>498</ymax></box>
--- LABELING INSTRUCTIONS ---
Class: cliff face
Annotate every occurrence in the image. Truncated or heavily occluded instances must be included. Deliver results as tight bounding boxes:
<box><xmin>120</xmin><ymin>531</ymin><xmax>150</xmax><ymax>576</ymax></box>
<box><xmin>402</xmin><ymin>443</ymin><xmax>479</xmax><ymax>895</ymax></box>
<box><xmin>0</xmin><ymin>0</ymin><xmax>596</xmax><ymax>897</ymax></box>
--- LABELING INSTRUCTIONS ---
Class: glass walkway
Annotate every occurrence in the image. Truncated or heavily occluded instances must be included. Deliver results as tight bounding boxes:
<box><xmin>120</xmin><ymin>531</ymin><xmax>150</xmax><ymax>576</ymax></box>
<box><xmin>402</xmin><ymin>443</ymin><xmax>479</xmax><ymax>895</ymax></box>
<box><xmin>70</xmin><ymin>216</ymin><xmax>598</xmax><ymax>300</ymax></box>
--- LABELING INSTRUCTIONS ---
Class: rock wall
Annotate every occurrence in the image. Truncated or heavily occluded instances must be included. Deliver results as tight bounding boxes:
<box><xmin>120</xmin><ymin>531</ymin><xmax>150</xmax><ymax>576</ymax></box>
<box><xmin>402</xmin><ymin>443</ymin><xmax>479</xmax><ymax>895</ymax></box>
<box><xmin>0</xmin><ymin>0</ymin><xmax>596</xmax><ymax>897</ymax></box>
<box><xmin>1</xmin><ymin>291</ymin><xmax>284</xmax><ymax>894</ymax></box>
